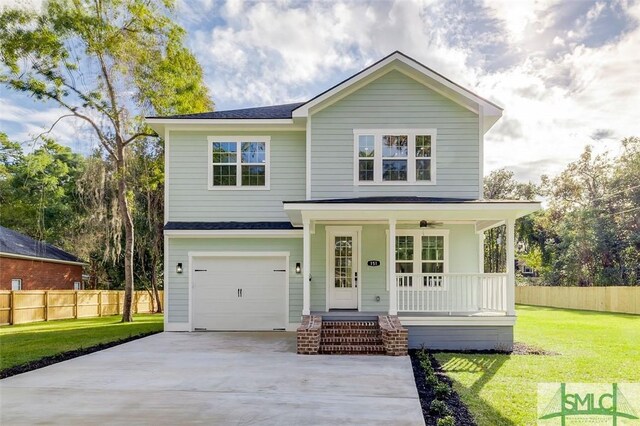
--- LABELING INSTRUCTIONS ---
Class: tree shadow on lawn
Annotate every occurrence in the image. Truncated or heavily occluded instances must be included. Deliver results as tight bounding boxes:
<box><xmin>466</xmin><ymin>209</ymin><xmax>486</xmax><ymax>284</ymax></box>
<box><xmin>435</xmin><ymin>353</ymin><xmax>516</xmax><ymax>425</ymax></box>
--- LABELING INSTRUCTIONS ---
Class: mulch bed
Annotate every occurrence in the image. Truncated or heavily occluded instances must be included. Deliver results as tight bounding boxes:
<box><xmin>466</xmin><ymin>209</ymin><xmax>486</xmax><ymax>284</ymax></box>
<box><xmin>511</xmin><ymin>342</ymin><xmax>559</xmax><ymax>355</ymax></box>
<box><xmin>409</xmin><ymin>342</ymin><xmax>558</xmax><ymax>425</ymax></box>
<box><xmin>409</xmin><ymin>350</ymin><xmax>477</xmax><ymax>426</ymax></box>
<box><xmin>0</xmin><ymin>331</ymin><xmax>161</xmax><ymax>379</ymax></box>
<box><xmin>430</xmin><ymin>342</ymin><xmax>559</xmax><ymax>356</ymax></box>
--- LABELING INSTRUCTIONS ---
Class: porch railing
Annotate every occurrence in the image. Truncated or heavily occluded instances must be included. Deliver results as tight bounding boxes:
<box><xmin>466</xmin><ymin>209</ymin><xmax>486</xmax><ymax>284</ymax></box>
<box><xmin>396</xmin><ymin>273</ymin><xmax>507</xmax><ymax>313</ymax></box>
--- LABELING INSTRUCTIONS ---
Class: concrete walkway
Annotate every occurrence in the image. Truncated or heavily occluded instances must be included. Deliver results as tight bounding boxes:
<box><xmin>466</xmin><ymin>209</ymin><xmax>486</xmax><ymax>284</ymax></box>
<box><xmin>1</xmin><ymin>332</ymin><xmax>424</xmax><ymax>425</ymax></box>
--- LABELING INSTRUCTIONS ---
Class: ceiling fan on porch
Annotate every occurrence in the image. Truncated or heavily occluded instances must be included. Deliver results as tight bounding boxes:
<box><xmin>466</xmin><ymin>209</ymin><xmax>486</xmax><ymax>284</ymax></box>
<box><xmin>419</xmin><ymin>220</ymin><xmax>444</xmax><ymax>228</ymax></box>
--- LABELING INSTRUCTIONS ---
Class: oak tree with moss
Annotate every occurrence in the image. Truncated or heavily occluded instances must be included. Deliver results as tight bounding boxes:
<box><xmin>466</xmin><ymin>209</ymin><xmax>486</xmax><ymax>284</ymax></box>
<box><xmin>0</xmin><ymin>0</ymin><xmax>212</xmax><ymax>321</ymax></box>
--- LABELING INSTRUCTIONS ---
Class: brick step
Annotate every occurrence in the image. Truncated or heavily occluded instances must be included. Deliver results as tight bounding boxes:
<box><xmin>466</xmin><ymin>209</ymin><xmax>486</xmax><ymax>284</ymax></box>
<box><xmin>319</xmin><ymin>344</ymin><xmax>386</xmax><ymax>355</ymax></box>
<box><xmin>321</xmin><ymin>328</ymin><xmax>380</xmax><ymax>336</ymax></box>
<box><xmin>320</xmin><ymin>336</ymin><xmax>382</xmax><ymax>344</ymax></box>
<box><xmin>322</xmin><ymin>321</ymin><xmax>378</xmax><ymax>330</ymax></box>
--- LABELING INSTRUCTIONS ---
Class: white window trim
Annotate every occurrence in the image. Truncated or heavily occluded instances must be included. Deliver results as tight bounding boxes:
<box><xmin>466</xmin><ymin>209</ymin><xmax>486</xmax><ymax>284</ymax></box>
<box><xmin>397</xmin><ymin>229</ymin><xmax>449</xmax><ymax>275</ymax></box>
<box><xmin>353</xmin><ymin>129</ymin><xmax>437</xmax><ymax>186</ymax></box>
<box><xmin>11</xmin><ymin>278</ymin><xmax>22</xmax><ymax>291</ymax></box>
<box><xmin>207</xmin><ymin>136</ymin><xmax>271</xmax><ymax>190</ymax></box>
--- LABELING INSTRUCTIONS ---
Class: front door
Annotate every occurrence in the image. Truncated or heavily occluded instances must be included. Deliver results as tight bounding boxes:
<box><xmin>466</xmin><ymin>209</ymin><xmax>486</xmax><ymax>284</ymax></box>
<box><xmin>328</xmin><ymin>230</ymin><xmax>359</xmax><ymax>309</ymax></box>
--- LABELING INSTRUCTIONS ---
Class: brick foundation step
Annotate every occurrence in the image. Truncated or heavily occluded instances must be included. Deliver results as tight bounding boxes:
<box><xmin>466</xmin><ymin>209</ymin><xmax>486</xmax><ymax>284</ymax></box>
<box><xmin>322</xmin><ymin>320</ymin><xmax>378</xmax><ymax>329</ymax></box>
<box><xmin>319</xmin><ymin>320</ymin><xmax>385</xmax><ymax>355</ymax></box>
<box><xmin>321</xmin><ymin>328</ymin><xmax>380</xmax><ymax>337</ymax></box>
<box><xmin>319</xmin><ymin>344</ymin><xmax>386</xmax><ymax>355</ymax></box>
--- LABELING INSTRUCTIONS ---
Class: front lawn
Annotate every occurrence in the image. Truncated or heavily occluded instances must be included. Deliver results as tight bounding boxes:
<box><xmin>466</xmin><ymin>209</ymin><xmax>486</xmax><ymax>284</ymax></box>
<box><xmin>435</xmin><ymin>306</ymin><xmax>640</xmax><ymax>425</ymax></box>
<box><xmin>0</xmin><ymin>314</ymin><xmax>163</xmax><ymax>372</ymax></box>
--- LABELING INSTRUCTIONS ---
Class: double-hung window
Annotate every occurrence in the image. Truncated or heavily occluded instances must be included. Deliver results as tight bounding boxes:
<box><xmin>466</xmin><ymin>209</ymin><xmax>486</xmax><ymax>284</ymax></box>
<box><xmin>355</xmin><ymin>129</ymin><xmax>436</xmax><ymax>184</ymax></box>
<box><xmin>208</xmin><ymin>136</ymin><xmax>270</xmax><ymax>190</ymax></box>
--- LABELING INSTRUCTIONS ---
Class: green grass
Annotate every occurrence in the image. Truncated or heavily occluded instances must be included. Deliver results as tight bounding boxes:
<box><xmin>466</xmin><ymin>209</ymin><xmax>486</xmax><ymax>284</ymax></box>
<box><xmin>0</xmin><ymin>314</ymin><xmax>163</xmax><ymax>371</ymax></box>
<box><xmin>435</xmin><ymin>306</ymin><xmax>640</xmax><ymax>425</ymax></box>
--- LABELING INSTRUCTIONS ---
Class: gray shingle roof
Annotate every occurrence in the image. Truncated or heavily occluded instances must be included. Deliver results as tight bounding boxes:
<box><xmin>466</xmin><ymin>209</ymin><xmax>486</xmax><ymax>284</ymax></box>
<box><xmin>164</xmin><ymin>222</ymin><xmax>298</xmax><ymax>230</ymax></box>
<box><xmin>149</xmin><ymin>102</ymin><xmax>306</xmax><ymax>120</ymax></box>
<box><xmin>0</xmin><ymin>226</ymin><xmax>84</xmax><ymax>263</ymax></box>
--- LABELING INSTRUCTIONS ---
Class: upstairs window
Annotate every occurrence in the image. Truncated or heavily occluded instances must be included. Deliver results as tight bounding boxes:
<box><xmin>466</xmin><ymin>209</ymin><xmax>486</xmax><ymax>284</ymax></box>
<box><xmin>208</xmin><ymin>136</ymin><xmax>270</xmax><ymax>190</ymax></box>
<box><xmin>354</xmin><ymin>129</ymin><xmax>436</xmax><ymax>185</ymax></box>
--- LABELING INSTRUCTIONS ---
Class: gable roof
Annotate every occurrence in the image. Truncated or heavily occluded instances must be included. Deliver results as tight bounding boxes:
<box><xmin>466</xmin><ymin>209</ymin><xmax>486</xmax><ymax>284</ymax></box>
<box><xmin>146</xmin><ymin>50</ymin><xmax>503</xmax><ymax>133</ymax></box>
<box><xmin>0</xmin><ymin>226</ymin><xmax>85</xmax><ymax>264</ymax></box>
<box><xmin>148</xmin><ymin>102</ymin><xmax>305</xmax><ymax>120</ymax></box>
<box><xmin>291</xmin><ymin>51</ymin><xmax>502</xmax><ymax>132</ymax></box>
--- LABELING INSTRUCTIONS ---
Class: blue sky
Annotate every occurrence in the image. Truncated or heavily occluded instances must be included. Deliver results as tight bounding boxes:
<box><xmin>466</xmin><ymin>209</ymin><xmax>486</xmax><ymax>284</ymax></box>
<box><xmin>1</xmin><ymin>0</ymin><xmax>639</xmax><ymax>182</ymax></box>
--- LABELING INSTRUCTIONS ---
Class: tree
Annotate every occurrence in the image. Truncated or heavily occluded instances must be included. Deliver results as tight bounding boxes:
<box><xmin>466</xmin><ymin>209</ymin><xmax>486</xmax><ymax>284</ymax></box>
<box><xmin>131</xmin><ymin>138</ymin><xmax>164</xmax><ymax>312</ymax></box>
<box><xmin>0</xmin><ymin>133</ymin><xmax>85</xmax><ymax>248</ymax></box>
<box><xmin>483</xmin><ymin>168</ymin><xmax>539</xmax><ymax>273</ymax></box>
<box><xmin>0</xmin><ymin>1</ymin><xmax>212</xmax><ymax>321</ymax></box>
<box><xmin>544</xmin><ymin>142</ymin><xmax>639</xmax><ymax>285</ymax></box>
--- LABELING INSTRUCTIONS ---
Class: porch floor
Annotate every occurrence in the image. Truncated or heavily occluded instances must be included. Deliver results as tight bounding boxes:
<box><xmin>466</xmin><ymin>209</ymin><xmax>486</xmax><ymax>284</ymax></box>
<box><xmin>311</xmin><ymin>310</ymin><xmax>508</xmax><ymax>320</ymax></box>
<box><xmin>398</xmin><ymin>310</ymin><xmax>508</xmax><ymax>317</ymax></box>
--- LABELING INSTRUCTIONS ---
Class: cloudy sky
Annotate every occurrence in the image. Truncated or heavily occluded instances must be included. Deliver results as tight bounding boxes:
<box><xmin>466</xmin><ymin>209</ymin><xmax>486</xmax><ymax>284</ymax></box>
<box><xmin>1</xmin><ymin>0</ymin><xmax>639</xmax><ymax>182</ymax></box>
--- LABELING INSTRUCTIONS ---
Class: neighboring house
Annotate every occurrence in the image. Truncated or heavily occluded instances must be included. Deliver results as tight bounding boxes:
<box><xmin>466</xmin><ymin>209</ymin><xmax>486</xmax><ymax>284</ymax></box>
<box><xmin>516</xmin><ymin>260</ymin><xmax>538</xmax><ymax>277</ymax></box>
<box><xmin>0</xmin><ymin>226</ymin><xmax>85</xmax><ymax>290</ymax></box>
<box><xmin>147</xmin><ymin>51</ymin><xmax>540</xmax><ymax>352</ymax></box>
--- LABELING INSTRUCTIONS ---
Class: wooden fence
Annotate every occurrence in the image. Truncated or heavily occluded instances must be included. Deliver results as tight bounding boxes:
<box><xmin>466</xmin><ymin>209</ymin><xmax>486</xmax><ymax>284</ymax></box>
<box><xmin>516</xmin><ymin>286</ymin><xmax>639</xmax><ymax>314</ymax></box>
<box><xmin>0</xmin><ymin>290</ymin><xmax>163</xmax><ymax>325</ymax></box>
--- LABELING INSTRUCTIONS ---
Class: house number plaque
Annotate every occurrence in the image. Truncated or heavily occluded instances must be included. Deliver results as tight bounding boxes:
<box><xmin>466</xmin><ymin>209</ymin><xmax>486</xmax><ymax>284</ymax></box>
<box><xmin>367</xmin><ymin>260</ymin><xmax>381</xmax><ymax>267</ymax></box>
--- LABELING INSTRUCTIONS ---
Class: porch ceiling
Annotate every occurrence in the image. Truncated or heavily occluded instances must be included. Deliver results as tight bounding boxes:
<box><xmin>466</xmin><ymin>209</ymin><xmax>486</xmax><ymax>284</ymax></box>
<box><xmin>283</xmin><ymin>199</ymin><xmax>541</xmax><ymax>227</ymax></box>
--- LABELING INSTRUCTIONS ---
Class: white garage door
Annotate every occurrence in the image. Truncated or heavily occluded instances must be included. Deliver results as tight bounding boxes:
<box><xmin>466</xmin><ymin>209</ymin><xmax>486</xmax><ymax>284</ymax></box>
<box><xmin>192</xmin><ymin>255</ymin><xmax>287</xmax><ymax>331</ymax></box>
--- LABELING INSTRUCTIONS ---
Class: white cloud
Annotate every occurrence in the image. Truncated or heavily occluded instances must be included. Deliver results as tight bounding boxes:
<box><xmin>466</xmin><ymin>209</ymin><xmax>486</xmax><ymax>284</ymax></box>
<box><xmin>480</xmin><ymin>0</ymin><xmax>640</xmax><ymax>181</ymax></box>
<box><xmin>0</xmin><ymin>99</ymin><xmax>98</xmax><ymax>154</ymax></box>
<box><xmin>2</xmin><ymin>0</ymin><xmax>638</xmax><ymax>186</ymax></box>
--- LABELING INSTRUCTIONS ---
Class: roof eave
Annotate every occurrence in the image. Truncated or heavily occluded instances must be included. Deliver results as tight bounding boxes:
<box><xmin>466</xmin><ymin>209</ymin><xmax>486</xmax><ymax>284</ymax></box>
<box><xmin>0</xmin><ymin>252</ymin><xmax>87</xmax><ymax>266</ymax></box>
<box><xmin>282</xmin><ymin>201</ymin><xmax>541</xmax><ymax>227</ymax></box>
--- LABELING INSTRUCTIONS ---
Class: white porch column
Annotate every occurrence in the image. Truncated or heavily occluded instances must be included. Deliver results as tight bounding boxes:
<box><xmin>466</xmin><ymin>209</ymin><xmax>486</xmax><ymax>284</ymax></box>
<box><xmin>505</xmin><ymin>217</ymin><xmax>516</xmax><ymax>315</ymax></box>
<box><xmin>478</xmin><ymin>232</ymin><xmax>485</xmax><ymax>273</ymax></box>
<box><xmin>302</xmin><ymin>218</ymin><xmax>311</xmax><ymax>316</ymax></box>
<box><xmin>388</xmin><ymin>218</ymin><xmax>397</xmax><ymax>315</ymax></box>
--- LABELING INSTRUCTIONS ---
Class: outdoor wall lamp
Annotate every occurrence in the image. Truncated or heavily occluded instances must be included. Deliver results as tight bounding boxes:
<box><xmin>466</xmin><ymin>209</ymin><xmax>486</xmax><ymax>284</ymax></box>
<box><xmin>420</xmin><ymin>220</ymin><xmax>428</xmax><ymax>228</ymax></box>
<box><xmin>295</xmin><ymin>262</ymin><xmax>301</xmax><ymax>274</ymax></box>
<box><xmin>176</xmin><ymin>263</ymin><xmax>183</xmax><ymax>274</ymax></box>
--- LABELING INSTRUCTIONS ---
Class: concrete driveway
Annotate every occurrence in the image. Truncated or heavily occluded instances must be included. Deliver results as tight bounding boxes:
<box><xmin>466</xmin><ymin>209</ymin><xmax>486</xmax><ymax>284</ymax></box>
<box><xmin>0</xmin><ymin>332</ymin><xmax>424</xmax><ymax>425</ymax></box>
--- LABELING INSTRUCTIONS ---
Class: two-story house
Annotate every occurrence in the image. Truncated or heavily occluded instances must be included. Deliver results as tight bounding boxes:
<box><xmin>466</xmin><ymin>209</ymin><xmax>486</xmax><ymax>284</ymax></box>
<box><xmin>147</xmin><ymin>51</ymin><xmax>540</xmax><ymax>353</ymax></box>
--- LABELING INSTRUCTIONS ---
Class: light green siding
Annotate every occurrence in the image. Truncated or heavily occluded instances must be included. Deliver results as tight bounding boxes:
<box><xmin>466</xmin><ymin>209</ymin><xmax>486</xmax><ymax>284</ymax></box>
<box><xmin>310</xmin><ymin>223</ymin><xmax>480</xmax><ymax>312</ymax></box>
<box><xmin>310</xmin><ymin>70</ymin><xmax>480</xmax><ymax>199</ymax></box>
<box><xmin>167</xmin><ymin>237</ymin><xmax>303</xmax><ymax>324</ymax></box>
<box><xmin>168</xmin><ymin>130</ymin><xmax>305</xmax><ymax>222</ymax></box>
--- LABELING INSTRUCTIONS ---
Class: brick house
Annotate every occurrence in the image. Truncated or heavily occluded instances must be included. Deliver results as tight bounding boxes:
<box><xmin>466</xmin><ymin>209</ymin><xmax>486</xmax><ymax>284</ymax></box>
<box><xmin>0</xmin><ymin>226</ymin><xmax>86</xmax><ymax>290</ymax></box>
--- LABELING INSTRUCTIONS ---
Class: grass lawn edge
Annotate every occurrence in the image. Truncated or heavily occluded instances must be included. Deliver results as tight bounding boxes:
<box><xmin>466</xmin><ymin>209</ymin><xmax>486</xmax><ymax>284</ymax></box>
<box><xmin>0</xmin><ymin>330</ymin><xmax>161</xmax><ymax>379</ymax></box>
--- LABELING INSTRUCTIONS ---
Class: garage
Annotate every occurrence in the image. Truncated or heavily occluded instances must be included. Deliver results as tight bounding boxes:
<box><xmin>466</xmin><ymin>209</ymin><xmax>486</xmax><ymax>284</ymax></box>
<box><xmin>191</xmin><ymin>254</ymin><xmax>288</xmax><ymax>331</ymax></box>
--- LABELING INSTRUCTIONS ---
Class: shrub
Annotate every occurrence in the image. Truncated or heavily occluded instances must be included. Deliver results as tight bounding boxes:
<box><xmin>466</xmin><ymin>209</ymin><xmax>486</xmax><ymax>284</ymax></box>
<box><xmin>425</xmin><ymin>374</ymin><xmax>439</xmax><ymax>387</ymax></box>
<box><xmin>420</xmin><ymin>358</ymin><xmax>434</xmax><ymax>374</ymax></box>
<box><xmin>430</xmin><ymin>399</ymin><xmax>450</xmax><ymax>416</ymax></box>
<box><xmin>437</xmin><ymin>415</ymin><xmax>455</xmax><ymax>426</ymax></box>
<box><xmin>434</xmin><ymin>382</ymin><xmax>451</xmax><ymax>398</ymax></box>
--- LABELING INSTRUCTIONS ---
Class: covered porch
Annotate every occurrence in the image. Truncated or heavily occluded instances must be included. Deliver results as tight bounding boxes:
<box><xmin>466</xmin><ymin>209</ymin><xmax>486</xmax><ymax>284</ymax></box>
<box><xmin>284</xmin><ymin>197</ymin><xmax>540</xmax><ymax>321</ymax></box>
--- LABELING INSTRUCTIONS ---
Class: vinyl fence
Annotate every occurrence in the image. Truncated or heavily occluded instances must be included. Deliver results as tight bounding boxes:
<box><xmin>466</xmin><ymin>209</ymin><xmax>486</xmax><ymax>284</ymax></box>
<box><xmin>516</xmin><ymin>286</ymin><xmax>639</xmax><ymax>314</ymax></box>
<box><xmin>0</xmin><ymin>290</ymin><xmax>163</xmax><ymax>325</ymax></box>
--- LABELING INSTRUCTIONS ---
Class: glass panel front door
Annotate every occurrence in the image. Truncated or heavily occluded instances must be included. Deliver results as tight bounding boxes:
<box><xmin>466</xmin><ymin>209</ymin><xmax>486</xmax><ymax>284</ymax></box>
<box><xmin>329</xmin><ymin>231</ymin><xmax>359</xmax><ymax>309</ymax></box>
